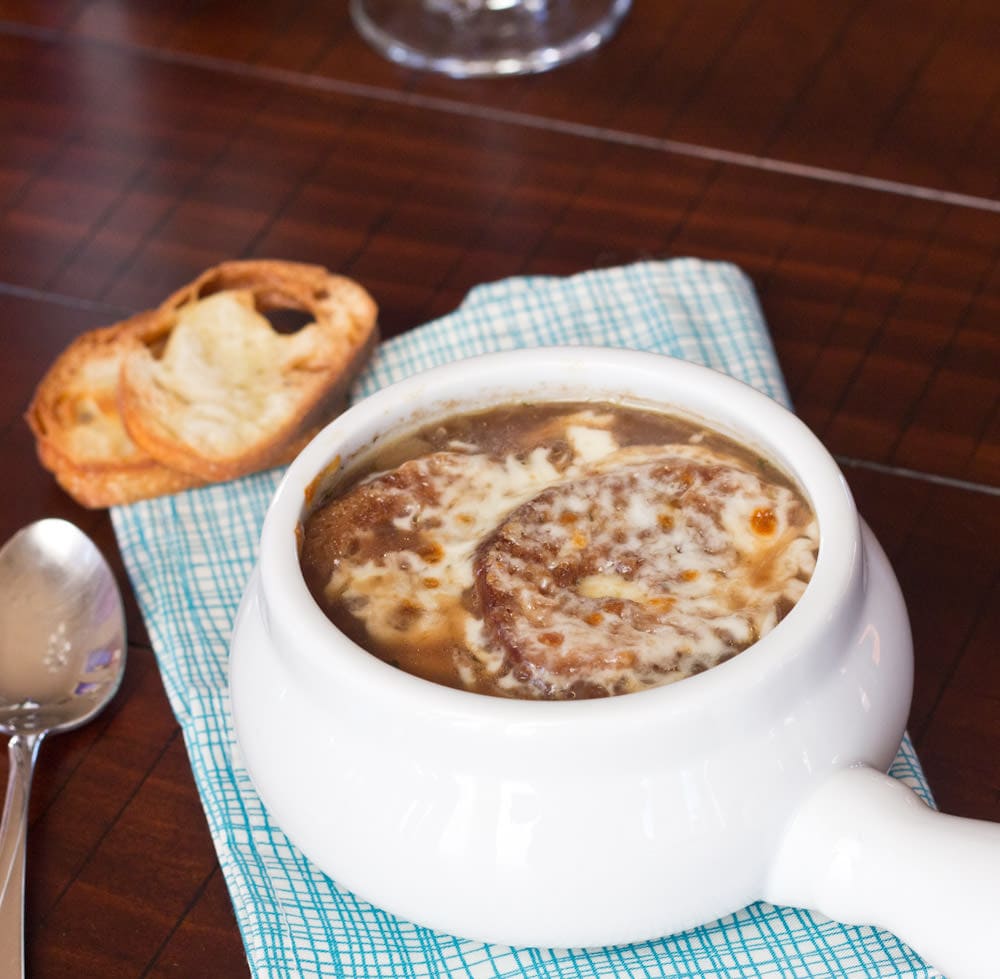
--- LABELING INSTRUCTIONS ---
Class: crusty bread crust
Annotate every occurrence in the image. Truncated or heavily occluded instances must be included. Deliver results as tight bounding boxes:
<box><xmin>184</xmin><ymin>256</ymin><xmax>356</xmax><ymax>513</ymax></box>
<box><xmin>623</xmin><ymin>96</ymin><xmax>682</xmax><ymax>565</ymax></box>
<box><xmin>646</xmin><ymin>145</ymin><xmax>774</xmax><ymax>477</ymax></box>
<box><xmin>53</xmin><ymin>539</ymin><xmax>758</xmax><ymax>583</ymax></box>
<box><xmin>35</xmin><ymin>440</ymin><xmax>205</xmax><ymax>509</ymax></box>
<box><xmin>26</xmin><ymin>312</ymin><xmax>205</xmax><ymax>508</ymax></box>
<box><xmin>26</xmin><ymin>260</ymin><xmax>379</xmax><ymax>507</ymax></box>
<box><xmin>118</xmin><ymin>260</ymin><xmax>378</xmax><ymax>482</ymax></box>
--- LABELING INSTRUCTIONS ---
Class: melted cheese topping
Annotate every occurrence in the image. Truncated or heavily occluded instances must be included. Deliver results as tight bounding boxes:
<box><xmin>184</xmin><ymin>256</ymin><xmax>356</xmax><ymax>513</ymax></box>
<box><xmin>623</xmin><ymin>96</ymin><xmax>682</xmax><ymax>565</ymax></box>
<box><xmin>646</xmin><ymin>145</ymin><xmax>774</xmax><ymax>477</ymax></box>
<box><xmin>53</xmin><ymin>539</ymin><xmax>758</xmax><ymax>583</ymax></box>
<box><xmin>314</xmin><ymin>413</ymin><xmax>818</xmax><ymax>699</ymax></box>
<box><xmin>148</xmin><ymin>290</ymin><xmax>324</xmax><ymax>445</ymax></box>
<box><xmin>325</xmin><ymin>447</ymin><xmax>564</xmax><ymax>649</ymax></box>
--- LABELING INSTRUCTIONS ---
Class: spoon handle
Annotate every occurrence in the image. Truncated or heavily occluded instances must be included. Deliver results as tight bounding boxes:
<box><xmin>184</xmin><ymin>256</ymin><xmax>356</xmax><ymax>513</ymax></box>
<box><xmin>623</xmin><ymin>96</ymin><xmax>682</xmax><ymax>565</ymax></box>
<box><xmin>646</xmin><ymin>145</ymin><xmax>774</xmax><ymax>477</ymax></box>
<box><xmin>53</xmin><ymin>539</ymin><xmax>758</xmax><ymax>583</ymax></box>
<box><xmin>0</xmin><ymin>733</ymin><xmax>43</xmax><ymax>979</ymax></box>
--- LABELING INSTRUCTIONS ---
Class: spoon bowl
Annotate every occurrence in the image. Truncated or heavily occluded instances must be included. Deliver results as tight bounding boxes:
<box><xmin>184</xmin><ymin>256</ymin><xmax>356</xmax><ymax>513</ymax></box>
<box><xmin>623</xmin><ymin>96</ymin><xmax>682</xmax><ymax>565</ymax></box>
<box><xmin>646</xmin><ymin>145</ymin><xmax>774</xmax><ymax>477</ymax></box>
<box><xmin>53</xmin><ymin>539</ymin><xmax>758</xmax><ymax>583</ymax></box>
<box><xmin>0</xmin><ymin>518</ymin><xmax>126</xmax><ymax>977</ymax></box>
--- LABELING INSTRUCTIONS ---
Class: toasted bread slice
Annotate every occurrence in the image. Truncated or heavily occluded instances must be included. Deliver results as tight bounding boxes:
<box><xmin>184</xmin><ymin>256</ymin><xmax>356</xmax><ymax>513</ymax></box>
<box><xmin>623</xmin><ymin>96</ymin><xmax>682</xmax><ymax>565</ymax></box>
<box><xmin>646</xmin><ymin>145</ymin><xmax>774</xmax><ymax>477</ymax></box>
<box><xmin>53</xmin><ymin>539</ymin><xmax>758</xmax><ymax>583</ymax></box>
<box><xmin>119</xmin><ymin>260</ymin><xmax>378</xmax><ymax>482</ymax></box>
<box><xmin>26</xmin><ymin>312</ymin><xmax>205</xmax><ymax>508</ymax></box>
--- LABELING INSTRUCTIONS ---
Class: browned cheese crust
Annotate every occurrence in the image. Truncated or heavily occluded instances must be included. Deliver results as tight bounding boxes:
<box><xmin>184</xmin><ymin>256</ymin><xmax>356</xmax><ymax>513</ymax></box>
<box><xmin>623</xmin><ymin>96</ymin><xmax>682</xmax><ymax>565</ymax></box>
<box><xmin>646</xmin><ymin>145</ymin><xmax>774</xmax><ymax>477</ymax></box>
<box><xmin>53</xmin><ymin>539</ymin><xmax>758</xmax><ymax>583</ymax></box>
<box><xmin>474</xmin><ymin>454</ymin><xmax>798</xmax><ymax>696</ymax></box>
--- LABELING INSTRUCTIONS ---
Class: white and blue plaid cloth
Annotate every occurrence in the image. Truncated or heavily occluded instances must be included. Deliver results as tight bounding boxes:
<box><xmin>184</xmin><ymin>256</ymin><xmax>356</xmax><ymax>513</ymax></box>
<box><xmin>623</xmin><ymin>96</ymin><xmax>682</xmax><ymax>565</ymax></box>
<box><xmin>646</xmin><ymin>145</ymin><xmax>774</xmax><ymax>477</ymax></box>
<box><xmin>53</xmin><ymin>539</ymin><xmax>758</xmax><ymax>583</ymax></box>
<box><xmin>111</xmin><ymin>259</ymin><xmax>939</xmax><ymax>978</ymax></box>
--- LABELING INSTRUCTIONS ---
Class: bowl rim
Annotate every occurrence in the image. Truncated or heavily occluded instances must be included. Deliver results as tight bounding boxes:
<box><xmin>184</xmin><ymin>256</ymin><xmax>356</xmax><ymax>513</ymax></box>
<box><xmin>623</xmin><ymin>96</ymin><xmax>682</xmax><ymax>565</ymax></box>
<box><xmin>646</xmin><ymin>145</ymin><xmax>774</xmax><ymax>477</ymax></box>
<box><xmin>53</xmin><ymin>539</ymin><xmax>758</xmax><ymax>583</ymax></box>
<box><xmin>258</xmin><ymin>346</ymin><xmax>861</xmax><ymax>726</ymax></box>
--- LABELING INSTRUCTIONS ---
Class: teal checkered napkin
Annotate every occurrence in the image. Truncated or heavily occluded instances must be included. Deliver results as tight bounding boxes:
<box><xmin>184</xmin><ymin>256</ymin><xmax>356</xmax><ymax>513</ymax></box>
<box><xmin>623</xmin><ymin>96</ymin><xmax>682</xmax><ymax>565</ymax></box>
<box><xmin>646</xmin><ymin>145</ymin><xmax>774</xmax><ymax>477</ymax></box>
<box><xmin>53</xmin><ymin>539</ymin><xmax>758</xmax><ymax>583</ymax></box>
<box><xmin>111</xmin><ymin>259</ymin><xmax>939</xmax><ymax>979</ymax></box>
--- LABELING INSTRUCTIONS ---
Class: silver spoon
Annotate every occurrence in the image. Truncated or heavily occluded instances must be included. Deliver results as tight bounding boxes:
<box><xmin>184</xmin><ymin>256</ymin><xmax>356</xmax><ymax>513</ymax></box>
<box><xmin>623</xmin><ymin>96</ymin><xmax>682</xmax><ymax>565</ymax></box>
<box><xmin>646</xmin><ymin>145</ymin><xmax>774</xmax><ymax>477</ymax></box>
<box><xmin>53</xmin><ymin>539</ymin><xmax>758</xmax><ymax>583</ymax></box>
<box><xmin>0</xmin><ymin>519</ymin><xmax>126</xmax><ymax>978</ymax></box>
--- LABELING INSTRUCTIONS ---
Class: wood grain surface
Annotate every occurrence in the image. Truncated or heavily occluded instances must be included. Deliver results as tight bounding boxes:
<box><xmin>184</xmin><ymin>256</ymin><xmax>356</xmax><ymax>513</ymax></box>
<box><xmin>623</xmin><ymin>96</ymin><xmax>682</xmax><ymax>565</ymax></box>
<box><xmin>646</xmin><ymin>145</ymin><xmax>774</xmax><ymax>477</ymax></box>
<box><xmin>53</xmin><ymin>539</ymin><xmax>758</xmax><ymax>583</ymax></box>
<box><xmin>0</xmin><ymin>2</ymin><xmax>996</xmax><ymax>976</ymax></box>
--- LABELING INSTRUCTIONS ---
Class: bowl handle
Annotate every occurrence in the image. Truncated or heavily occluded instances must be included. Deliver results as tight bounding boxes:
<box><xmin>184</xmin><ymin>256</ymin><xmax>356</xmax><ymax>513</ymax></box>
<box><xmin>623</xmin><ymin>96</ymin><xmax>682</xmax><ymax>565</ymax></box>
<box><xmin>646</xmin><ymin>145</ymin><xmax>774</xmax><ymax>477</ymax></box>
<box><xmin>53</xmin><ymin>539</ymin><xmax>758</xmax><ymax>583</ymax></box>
<box><xmin>766</xmin><ymin>764</ymin><xmax>1000</xmax><ymax>978</ymax></box>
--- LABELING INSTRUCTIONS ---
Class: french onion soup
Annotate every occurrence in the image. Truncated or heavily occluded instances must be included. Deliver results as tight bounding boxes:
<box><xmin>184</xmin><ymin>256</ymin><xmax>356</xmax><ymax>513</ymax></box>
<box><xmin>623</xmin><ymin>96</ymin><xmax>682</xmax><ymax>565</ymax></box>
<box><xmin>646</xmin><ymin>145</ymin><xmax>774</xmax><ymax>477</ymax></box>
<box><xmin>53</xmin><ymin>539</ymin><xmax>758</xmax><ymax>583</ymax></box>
<box><xmin>299</xmin><ymin>402</ymin><xmax>819</xmax><ymax>699</ymax></box>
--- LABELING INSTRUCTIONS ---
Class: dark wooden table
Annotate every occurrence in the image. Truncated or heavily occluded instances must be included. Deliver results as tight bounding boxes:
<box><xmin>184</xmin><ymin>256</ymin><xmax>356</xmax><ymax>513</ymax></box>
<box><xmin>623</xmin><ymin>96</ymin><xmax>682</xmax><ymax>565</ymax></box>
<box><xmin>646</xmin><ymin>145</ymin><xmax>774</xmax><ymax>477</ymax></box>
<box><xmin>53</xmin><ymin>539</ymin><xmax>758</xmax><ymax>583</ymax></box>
<box><xmin>0</xmin><ymin>2</ymin><xmax>996</xmax><ymax>975</ymax></box>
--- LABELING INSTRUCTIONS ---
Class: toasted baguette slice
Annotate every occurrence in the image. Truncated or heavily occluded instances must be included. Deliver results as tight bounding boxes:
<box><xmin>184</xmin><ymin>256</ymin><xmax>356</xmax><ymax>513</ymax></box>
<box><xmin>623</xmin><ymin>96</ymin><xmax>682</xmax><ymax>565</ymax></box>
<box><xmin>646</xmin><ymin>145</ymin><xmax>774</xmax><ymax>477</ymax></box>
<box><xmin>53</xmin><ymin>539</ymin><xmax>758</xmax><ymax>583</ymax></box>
<box><xmin>119</xmin><ymin>260</ymin><xmax>378</xmax><ymax>482</ymax></box>
<box><xmin>25</xmin><ymin>312</ymin><xmax>205</xmax><ymax>508</ymax></box>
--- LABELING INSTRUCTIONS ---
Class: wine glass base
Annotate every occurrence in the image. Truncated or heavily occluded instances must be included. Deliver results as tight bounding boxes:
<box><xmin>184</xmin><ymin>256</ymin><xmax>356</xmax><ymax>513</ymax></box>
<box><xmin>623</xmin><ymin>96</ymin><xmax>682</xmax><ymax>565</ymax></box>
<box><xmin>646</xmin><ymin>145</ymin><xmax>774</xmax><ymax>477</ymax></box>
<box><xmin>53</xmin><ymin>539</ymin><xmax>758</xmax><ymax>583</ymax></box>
<box><xmin>350</xmin><ymin>0</ymin><xmax>633</xmax><ymax>78</ymax></box>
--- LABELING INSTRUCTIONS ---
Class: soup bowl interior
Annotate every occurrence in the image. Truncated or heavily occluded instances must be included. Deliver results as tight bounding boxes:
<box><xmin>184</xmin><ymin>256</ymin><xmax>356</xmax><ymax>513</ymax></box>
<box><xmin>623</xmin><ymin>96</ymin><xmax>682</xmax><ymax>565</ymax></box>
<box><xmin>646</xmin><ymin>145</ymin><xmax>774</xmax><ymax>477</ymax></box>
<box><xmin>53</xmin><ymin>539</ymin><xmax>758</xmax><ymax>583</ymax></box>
<box><xmin>231</xmin><ymin>346</ymin><xmax>912</xmax><ymax>947</ymax></box>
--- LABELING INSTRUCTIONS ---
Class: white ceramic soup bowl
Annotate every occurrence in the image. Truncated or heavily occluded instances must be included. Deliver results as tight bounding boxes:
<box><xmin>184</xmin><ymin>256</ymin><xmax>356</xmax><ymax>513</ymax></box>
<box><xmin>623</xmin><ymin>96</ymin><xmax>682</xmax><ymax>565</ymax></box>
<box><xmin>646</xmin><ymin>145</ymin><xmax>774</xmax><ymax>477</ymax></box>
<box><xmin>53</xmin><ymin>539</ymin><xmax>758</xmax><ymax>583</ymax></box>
<box><xmin>230</xmin><ymin>347</ymin><xmax>1000</xmax><ymax>979</ymax></box>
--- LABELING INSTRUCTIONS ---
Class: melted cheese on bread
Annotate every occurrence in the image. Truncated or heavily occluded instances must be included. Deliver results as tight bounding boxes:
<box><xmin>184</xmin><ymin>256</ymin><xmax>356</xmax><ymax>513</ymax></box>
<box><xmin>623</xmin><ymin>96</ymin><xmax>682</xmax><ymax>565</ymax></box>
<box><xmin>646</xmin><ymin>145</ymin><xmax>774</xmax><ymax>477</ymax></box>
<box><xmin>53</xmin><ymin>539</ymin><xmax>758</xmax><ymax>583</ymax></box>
<box><xmin>312</xmin><ymin>412</ymin><xmax>819</xmax><ymax>698</ymax></box>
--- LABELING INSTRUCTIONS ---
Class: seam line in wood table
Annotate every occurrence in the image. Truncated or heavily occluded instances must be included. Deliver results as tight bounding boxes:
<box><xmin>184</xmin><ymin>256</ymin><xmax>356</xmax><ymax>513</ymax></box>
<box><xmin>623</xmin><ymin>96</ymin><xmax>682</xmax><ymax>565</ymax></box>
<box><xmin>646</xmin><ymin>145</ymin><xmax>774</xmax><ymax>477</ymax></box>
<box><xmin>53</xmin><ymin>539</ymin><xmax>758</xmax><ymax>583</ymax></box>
<box><xmin>3</xmin><ymin>20</ymin><xmax>1000</xmax><ymax>216</ymax></box>
<box><xmin>0</xmin><ymin>281</ymin><xmax>133</xmax><ymax>318</ymax></box>
<box><xmin>910</xmin><ymin>567</ymin><xmax>1000</xmax><ymax>749</ymax></box>
<box><xmin>38</xmin><ymin>725</ymin><xmax>185</xmax><ymax>928</ymax></box>
<box><xmin>836</xmin><ymin>456</ymin><xmax>1000</xmax><ymax>497</ymax></box>
<box><xmin>140</xmin><ymin>863</ymin><xmax>220</xmax><ymax>979</ymax></box>
<box><xmin>3</xmin><ymin>277</ymin><xmax>998</xmax><ymax>496</ymax></box>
